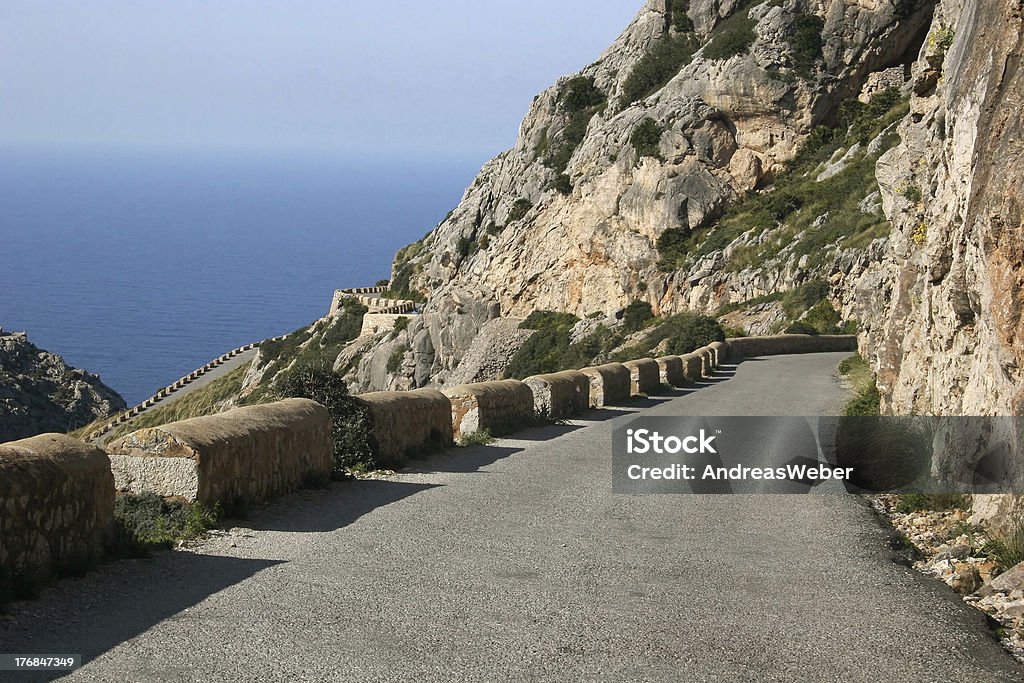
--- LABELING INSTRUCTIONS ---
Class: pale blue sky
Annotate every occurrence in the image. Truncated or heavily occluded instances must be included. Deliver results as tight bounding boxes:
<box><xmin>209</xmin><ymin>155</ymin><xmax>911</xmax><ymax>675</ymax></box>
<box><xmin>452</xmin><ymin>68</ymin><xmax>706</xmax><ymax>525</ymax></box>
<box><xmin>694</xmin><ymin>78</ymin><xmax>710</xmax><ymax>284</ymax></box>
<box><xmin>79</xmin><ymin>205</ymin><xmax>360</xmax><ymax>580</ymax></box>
<box><xmin>0</xmin><ymin>2</ymin><xmax>639</xmax><ymax>158</ymax></box>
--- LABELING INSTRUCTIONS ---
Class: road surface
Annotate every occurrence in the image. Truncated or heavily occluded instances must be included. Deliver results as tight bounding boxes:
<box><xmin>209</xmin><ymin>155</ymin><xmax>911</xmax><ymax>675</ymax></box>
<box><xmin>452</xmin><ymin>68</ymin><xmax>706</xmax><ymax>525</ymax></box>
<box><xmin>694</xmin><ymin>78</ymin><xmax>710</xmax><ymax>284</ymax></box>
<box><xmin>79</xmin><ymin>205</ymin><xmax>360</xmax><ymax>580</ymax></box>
<box><xmin>2</xmin><ymin>352</ymin><xmax>1020</xmax><ymax>682</ymax></box>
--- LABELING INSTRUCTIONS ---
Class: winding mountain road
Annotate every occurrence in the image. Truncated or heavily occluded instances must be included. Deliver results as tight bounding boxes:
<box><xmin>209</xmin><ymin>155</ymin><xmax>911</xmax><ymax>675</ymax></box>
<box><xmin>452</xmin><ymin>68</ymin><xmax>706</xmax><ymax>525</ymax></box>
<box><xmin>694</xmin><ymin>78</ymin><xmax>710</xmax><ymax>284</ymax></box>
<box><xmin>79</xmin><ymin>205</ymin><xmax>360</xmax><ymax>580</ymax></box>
<box><xmin>3</xmin><ymin>353</ymin><xmax>1020</xmax><ymax>681</ymax></box>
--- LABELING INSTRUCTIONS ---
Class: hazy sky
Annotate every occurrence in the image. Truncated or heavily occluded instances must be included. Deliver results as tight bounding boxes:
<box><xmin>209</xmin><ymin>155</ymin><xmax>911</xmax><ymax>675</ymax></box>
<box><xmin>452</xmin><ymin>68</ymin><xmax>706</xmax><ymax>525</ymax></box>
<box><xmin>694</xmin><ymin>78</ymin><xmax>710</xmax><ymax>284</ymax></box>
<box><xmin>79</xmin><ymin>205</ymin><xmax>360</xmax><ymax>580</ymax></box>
<box><xmin>1</xmin><ymin>2</ymin><xmax>640</xmax><ymax>159</ymax></box>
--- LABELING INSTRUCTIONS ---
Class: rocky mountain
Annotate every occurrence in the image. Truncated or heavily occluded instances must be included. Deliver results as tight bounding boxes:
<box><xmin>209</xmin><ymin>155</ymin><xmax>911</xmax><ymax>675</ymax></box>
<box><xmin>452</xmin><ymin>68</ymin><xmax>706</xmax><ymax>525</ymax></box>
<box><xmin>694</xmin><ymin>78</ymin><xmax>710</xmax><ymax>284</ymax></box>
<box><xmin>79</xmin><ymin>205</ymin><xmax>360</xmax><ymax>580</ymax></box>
<box><xmin>0</xmin><ymin>330</ymin><xmax>126</xmax><ymax>442</ymax></box>
<box><xmin>336</xmin><ymin>0</ymin><xmax>937</xmax><ymax>390</ymax></box>
<box><xmin>243</xmin><ymin>0</ymin><xmax>1022</xmax><ymax>450</ymax></box>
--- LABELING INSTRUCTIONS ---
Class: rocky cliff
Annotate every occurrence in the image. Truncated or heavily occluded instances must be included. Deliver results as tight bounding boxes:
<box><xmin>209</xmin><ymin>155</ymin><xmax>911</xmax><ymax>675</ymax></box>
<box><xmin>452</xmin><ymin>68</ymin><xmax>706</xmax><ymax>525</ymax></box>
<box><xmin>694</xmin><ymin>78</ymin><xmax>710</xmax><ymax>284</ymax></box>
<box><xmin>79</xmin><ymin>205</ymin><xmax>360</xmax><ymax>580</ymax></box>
<box><xmin>341</xmin><ymin>0</ymin><xmax>935</xmax><ymax>390</ymax></box>
<box><xmin>0</xmin><ymin>330</ymin><xmax>126</xmax><ymax>442</ymax></box>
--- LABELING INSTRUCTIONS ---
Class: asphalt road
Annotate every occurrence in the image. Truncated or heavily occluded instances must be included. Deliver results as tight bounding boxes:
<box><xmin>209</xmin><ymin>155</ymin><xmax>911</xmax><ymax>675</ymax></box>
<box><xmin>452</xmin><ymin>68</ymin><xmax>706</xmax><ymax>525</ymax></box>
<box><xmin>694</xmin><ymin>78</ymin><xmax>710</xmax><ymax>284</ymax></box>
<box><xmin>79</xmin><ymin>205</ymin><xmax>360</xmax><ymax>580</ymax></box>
<box><xmin>3</xmin><ymin>352</ymin><xmax>1021</xmax><ymax>682</ymax></box>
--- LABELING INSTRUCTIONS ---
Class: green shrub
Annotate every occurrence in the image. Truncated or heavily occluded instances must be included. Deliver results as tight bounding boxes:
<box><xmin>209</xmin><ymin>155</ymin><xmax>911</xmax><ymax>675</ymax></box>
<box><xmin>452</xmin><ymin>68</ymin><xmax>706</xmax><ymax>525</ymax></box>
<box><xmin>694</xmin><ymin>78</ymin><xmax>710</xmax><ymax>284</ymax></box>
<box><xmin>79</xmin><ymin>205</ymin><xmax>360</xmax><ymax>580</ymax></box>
<box><xmin>791</xmin><ymin>13</ymin><xmax>824</xmax><ymax>75</ymax></box>
<box><xmin>802</xmin><ymin>300</ymin><xmax>842</xmax><ymax>334</ymax></box>
<box><xmin>544</xmin><ymin>77</ymin><xmax>607</xmax><ymax>174</ymax></box>
<box><xmin>656</xmin><ymin>227</ymin><xmax>692</xmax><ymax>271</ymax></box>
<box><xmin>631</xmin><ymin>118</ymin><xmax>665</xmax><ymax>159</ymax></box>
<box><xmin>781</xmin><ymin>280</ymin><xmax>829</xmax><ymax>318</ymax></box>
<box><xmin>506</xmin><ymin>311</ymin><xmax>621</xmax><ymax>379</ymax></box>
<box><xmin>272</xmin><ymin>366</ymin><xmax>376</xmax><ymax>474</ymax></box>
<box><xmin>844</xmin><ymin>381</ymin><xmax>880</xmax><ymax>416</ymax></box>
<box><xmin>622</xmin><ymin>300</ymin><xmax>654</xmax><ymax>332</ymax></box>
<box><xmin>392</xmin><ymin>316</ymin><xmax>410</xmax><ymax>335</ymax></box>
<box><xmin>703</xmin><ymin>9</ymin><xmax>756</xmax><ymax>61</ymax></box>
<box><xmin>670</xmin><ymin>0</ymin><xmax>694</xmax><ymax>32</ymax></box>
<box><xmin>560</xmin><ymin>76</ymin><xmax>605</xmax><ymax>113</ymax></box>
<box><xmin>387</xmin><ymin>345</ymin><xmax>407</xmax><ymax>373</ymax></box>
<box><xmin>900</xmin><ymin>184</ymin><xmax>922</xmax><ymax>203</ymax></box>
<box><xmin>508</xmin><ymin>198</ymin><xmax>534</xmax><ymax>222</ymax></box>
<box><xmin>619</xmin><ymin>33</ymin><xmax>699</xmax><ymax>106</ymax></box>
<box><xmin>894</xmin><ymin>493</ymin><xmax>966</xmax><ymax>514</ymax></box>
<box><xmin>458</xmin><ymin>429</ymin><xmax>495</xmax><ymax>447</ymax></box>
<box><xmin>550</xmin><ymin>173</ymin><xmax>573</xmax><ymax>195</ymax></box>
<box><xmin>765</xmin><ymin>191</ymin><xmax>803</xmax><ymax>222</ymax></box>
<box><xmin>984</xmin><ymin>513</ymin><xmax>1024</xmax><ymax>571</ymax></box>
<box><xmin>784</xmin><ymin>321</ymin><xmax>819</xmax><ymax>335</ymax></box>
<box><xmin>456</xmin><ymin>236</ymin><xmax>474</xmax><ymax>260</ymax></box>
<box><xmin>618</xmin><ymin>312</ymin><xmax>725</xmax><ymax>359</ymax></box>
<box><xmin>111</xmin><ymin>492</ymin><xmax>221</xmax><ymax>558</ymax></box>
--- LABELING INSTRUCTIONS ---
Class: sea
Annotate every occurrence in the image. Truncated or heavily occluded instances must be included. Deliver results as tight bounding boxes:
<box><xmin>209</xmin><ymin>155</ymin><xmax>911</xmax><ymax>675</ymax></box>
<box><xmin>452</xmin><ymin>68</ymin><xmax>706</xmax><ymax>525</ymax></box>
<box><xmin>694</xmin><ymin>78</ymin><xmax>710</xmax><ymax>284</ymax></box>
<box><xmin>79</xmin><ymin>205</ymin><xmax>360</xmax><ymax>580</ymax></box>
<box><xmin>0</xmin><ymin>144</ymin><xmax>480</xmax><ymax>405</ymax></box>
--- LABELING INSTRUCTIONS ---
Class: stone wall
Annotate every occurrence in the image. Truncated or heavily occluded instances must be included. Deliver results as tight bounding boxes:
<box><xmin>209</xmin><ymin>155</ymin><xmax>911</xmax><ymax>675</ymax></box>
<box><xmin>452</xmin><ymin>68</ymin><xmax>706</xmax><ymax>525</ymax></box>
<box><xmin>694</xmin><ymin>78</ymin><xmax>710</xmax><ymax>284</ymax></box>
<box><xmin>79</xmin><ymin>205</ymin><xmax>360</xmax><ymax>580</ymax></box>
<box><xmin>357</xmin><ymin>389</ymin><xmax>453</xmax><ymax>466</ymax></box>
<box><xmin>107</xmin><ymin>399</ymin><xmax>332</xmax><ymax>506</ymax></box>
<box><xmin>523</xmin><ymin>371</ymin><xmax>590</xmax><ymax>419</ymax></box>
<box><xmin>442</xmin><ymin>380</ymin><xmax>534</xmax><ymax>440</ymax></box>
<box><xmin>709</xmin><ymin>341</ymin><xmax>729</xmax><ymax>364</ymax></box>
<box><xmin>656</xmin><ymin>356</ymin><xmax>686</xmax><ymax>388</ymax></box>
<box><xmin>623</xmin><ymin>359</ymin><xmax>660</xmax><ymax>395</ymax></box>
<box><xmin>680</xmin><ymin>353</ymin><xmax>703</xmax><ymax>382</ymax></box>
<box><xmin>0</xmin><ymin>434</ymin><xmax>114</xmax><ymax>579</ymax></box>
<box><xmin>725</xmin><ymin>335</ymin><xmax>857</xmax><ymax>359</ymax></box>
<box><xmin>361</xmin><ymin>313</ymin><xmax>412</xmax><ymax>337</ymax></box>
<box><xmin>580</xmin><ymin>364</ymin><xmax>631</xmax><ymax>408</ymax></box>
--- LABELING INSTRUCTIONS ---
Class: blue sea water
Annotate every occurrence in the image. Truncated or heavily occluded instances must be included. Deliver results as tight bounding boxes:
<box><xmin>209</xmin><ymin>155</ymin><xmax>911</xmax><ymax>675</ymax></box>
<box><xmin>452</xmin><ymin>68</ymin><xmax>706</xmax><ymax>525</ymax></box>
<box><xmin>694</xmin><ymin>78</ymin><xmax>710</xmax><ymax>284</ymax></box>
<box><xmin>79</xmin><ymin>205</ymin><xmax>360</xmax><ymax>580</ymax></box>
<box><xmin>0</xmin><ymin>145</ymin><xmax>478</xmax><ymax>405</ymax></box>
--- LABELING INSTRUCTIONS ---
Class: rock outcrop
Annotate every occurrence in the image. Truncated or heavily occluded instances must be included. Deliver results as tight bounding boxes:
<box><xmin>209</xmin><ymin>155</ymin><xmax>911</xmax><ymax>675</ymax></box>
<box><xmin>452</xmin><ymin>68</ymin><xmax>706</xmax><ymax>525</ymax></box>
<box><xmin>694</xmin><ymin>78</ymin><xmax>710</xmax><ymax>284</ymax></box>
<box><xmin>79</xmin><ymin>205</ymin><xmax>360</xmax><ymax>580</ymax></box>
<box><xmin>0</xmin><ymin>330</ymin><xmax>126</xmax><ymax>442</ymax></box>
<box><xmin>343</xmin><ymin>0</ymin><xmax>934</xmax><ymax>389</ymax></box>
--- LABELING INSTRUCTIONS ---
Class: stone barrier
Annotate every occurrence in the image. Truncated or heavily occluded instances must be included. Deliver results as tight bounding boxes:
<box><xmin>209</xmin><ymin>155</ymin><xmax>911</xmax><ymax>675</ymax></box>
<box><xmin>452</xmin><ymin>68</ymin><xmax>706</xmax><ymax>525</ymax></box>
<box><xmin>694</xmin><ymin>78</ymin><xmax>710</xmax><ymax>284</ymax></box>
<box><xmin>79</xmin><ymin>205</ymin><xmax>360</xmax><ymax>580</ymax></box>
<box><xmin>442</xmin><ymin>380</ymin><xmax>535</xmax><ymax>440</ymax></box>
<box><xmin>693</xmin><ymin>346</ymin><xmax>716</xmax><ymax>377</ymax></box>
<box><xmin>656</xmin><ymin>356</ymin><xmax>686</xmax><ymax>388</ymax></box>
<box><xmin>679</xmin><ymin>353</ymin><xmax>703</xmax><ymax>382</ymax></box>
<box><xmin>623</xmin><ymin>358</ymin><xmax>660</xmax><ymax>395</ymax></box>
<box><xmin>107</xmin><ymin>399</ymin><xmax>332</xmax><ymax>506</ymax></box>
<box><xmin>710</xmin><ymin>340</ymin><xmax>729</xmax><ymax>364</ymax></box>
<box><xmin>725</xmin><ymin>334</ymin><xmax>857</xmax><ymax>358</ymax></box>
<box><xmin>580</xmin><ymin>363</ymin><xmax>631</xmax><ymax>407</ymax></box>
<box><xmin>0</xmin><ymin>434</ymin><xmax>114</xmax><ymax>580</ymax></box>
<box><xmin>523</xmin><ymin>371</ymin><xmax>590</xmax><ymax>419</ymax></box>
<box><xmin>356</xmin><ymin>389</ymin><xmax>453</xmax><ymax>466</ymax></box>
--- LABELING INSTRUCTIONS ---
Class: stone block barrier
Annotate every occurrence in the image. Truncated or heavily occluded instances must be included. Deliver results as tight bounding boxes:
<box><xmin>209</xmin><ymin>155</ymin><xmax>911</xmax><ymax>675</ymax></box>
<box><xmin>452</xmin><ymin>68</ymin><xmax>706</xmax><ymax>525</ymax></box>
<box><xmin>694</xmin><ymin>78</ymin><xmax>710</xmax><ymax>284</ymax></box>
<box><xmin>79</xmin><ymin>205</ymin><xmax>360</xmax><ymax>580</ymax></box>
<box><xmin>725</xmin><ymin>334</ymin><xmax>856</xmax><ymax>358</ymax></box>
<box><xmin>693</xmin><ymin>346</ymin><xmax>716</xmax><ymax>377</ymax></box>
<box><xmin>580</xmin><ymin>363</ymin><xmax>631</xmax><ymax>407</ymax></box>
<box><xmin>0</xmin><ymin>434</ymin><xmax>114</xmax><ymax>580</ymax></box>
<box><xmin>356</xmin><ymin>389</ymin><xmax>453</xmax><ymax>467</ymax></box>
<box><xmin>680</xmin><ymin>353</ymin><xmax>703</xmax><ymax>382</ymax></box>
<box><xmin>623</xmin><ymin>359</ymin><xmax>660</xmax><ymax>395</ymax></box>
<box><xmin>523</xmin><ymin>371</ymin><xmax>590</xmax><ymax>419</ymax></box>
<box><xmin>656</xmin><ymin>356</ymin><xmax>686</xmax><ymax>388</ymax></box>
<box><xmin>710</xmin><ymin>340</ymin><xmax>729</xmax><ymax>364</ymax></box>
<box><xmin>442</xmin><ymin>380</ymin><xmax>535</xmax><ymax>440</ymax></box>
<box><xmin>106</xmin><ymin>399</ymin><xmax>332</xmax><ymax>506</ymax></box>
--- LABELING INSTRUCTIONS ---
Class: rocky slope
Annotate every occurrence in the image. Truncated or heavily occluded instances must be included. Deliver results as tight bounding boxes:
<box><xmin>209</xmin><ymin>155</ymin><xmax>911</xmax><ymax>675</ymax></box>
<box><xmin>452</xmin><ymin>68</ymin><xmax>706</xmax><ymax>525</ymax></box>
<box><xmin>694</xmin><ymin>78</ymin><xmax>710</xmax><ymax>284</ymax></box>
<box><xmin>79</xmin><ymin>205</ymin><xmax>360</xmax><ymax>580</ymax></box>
<box><xmin>840</xmin><ymin>0</ymin><xmax>1024</xmax><ymax>518</ymax></box>
<box><xmin>340</xmin><ymin>0</ymin><xmax>935</xmax><ymax>390</ymax></box>
<box><xmin>0</xmin><ymin>330</ymin><xmax>126</xmax><ymax>442</ymax></box>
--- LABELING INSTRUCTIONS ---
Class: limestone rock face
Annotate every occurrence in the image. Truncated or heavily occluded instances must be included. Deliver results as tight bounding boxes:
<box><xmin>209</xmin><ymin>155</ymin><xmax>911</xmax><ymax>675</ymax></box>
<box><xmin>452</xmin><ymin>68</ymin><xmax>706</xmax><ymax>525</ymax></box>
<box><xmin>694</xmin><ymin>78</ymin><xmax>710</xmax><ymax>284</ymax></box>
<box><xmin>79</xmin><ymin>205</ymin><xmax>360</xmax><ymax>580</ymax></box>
<box><xmin>0</xmin><ymin>331</ymin><xmax>126</xmax><ymax>442</ymax></box>
<box><xmin>357</xmin><ymin>0</ymin><xmax>932</xmax><ymax>389</ymax></box>
<box><xmin>841</xmin><ymin>0</ymin><xmax>1024</xmax><ymax>508</ymax></box>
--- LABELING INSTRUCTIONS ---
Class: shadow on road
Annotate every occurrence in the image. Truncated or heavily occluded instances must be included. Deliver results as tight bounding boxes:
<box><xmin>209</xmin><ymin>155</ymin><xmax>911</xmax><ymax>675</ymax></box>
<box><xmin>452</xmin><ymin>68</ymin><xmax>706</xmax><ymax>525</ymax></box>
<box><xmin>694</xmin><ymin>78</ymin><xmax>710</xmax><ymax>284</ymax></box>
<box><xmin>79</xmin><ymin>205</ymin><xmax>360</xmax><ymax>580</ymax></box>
<box><xmin>247</xmin><ymin>478</ymin><xmax>440</xmax><ymax>533</ymax></box>
<box><xmin>406</xmin><ymin>445</ymin><xmax>525</xmax><ymax>474</ymax></box>
<box><xmin>0</xmin><ymin>553</ymin><xmax>284</xmax><ymax>683</ymax></box>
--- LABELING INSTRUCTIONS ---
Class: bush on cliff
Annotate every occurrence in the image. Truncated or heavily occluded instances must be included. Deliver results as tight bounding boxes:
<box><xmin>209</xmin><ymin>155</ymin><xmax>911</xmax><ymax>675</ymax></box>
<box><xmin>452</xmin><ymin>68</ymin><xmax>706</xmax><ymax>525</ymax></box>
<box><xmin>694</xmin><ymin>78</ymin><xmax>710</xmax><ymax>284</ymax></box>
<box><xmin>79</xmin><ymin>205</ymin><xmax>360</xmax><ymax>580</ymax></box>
<box><xmin>616</xmin><ymin>312</ymin><xmax>725</xmax><ymax>359</ymax></box>
<box><xmin>620</xmin><ymin>33</ymin><xmax>699</xmax><ymax>106</ymax></box>
<box><xmin>702</xmin><ymin>8</ymin><xmax>756</xmax><ymax>61</ymax></box>
<box><xmin>504</xmin><ymin>311</ymin><xmax>621</xmax><ymax>379</ymax></box>
<box><xmin>272</xmin><ymin>366</ymin><xmax>376</xmax><ymax>475</ymax></box>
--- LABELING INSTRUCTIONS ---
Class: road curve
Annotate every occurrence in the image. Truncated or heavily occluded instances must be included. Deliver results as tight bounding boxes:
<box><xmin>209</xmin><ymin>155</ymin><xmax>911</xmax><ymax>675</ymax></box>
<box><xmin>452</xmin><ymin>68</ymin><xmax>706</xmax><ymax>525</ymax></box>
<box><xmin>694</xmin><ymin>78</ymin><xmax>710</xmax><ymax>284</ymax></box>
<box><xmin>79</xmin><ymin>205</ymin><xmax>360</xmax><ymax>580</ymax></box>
<box><xmin>2</xmin><ymin>352</ymin><xmax>1020</xmax><ymax>682</ymax></box>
